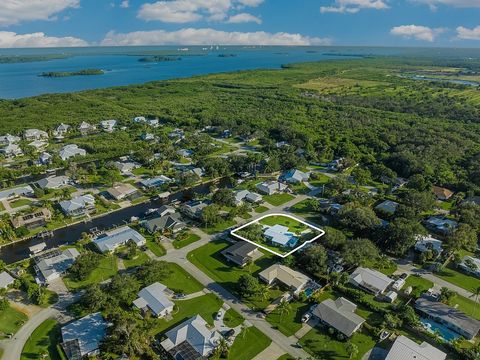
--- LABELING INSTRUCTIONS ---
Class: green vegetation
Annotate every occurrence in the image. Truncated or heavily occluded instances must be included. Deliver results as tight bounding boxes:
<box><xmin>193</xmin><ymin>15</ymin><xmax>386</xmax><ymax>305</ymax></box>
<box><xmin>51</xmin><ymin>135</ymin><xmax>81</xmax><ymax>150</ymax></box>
<box><xmin>0</xmin><ymin>305</ymin><xmax>28</xmax><ymax>336</ymax></box>
<box><xmin>0</xmin><ymin>54</ymin><xmax>70</xmax><ymax>64</ymax></box>
<box><xmin>161</xmin><ymin>262</ymin><xmax>203</xmax><ymax>294</ymax></box>
<box><xmin>9</xmin><ymin>199</ymin><xmax>32</xmax><ymax>208</ymax></box>
<box><xmin>122</xmin><ymin>251</ymin><xmax>150</xmax><ymax>269</ymax></box>
<box><xmin>145</xmin><ymin>237</ymin><xmax>166</xmax><ymax>256</ymax></box>
<box><xmin>404</xmin><ymin>275</ymin><xmax>434</xmax><ymax>297</ymax></box>
<box><xmin>263</xmin><ymin>193</ymin><xmax>295</xmax><ymax>206</ymax></box>
<box><xmin>21</xmin><ymin>319</ymin><xmax>65</xmax><ymax>360</ymax></box>
<box><xmin>138</xmin><ymin>56</ymin><xmax>181</xmax><ymax>62</ymax></box>
<box><xmin>227</xmin><ymin>326</ymin><xmax>271</xmax><ymax>360</ymax></box>
<box><xmin>254</xmin><ymin>205</ymin><xmax>269</xmax><ymax>213</ymax></box>
<box><xmin>64</xmin><ymin>254</ymin><xmax>118</xmax><ymax>290</ymax></box>
<box><xmin>223</xmin><ymin>308</ymin><xmax>245</xmax><ymax>328</ymax></box>
<box><xmin>39</xmin><ymin>69</ymin><xmax>104</xmax><ymax>77</ymax></box>
<box><xmin>202</xmin><ymin>219</ymin><xmax>237</xmax><ymax>235</ymax></box>
<box><xmin>260</xmin><ymin>215</ymin><xmax>309</xmax><ymax>233</ymax></box>
<box><xmin>265</xmin><ymin>300</ymin><xmax>310</xmax><ymax>336</ymax></box>
<box><xmin>437</xmin><ymin>263</ymin><xmax>480</xmax><ymax>293</ymax></box>
<box><xmin>173</xmin><ymin>232</ymin><xmax>201</xmax><ymax>249</ymax></box>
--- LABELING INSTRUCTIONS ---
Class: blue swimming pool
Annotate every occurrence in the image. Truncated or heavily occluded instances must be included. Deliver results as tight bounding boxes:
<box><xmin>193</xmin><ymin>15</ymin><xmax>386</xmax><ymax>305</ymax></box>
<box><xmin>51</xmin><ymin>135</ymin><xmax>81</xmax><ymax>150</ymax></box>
<box><xmin>420</xmin><ymin>317</ymin><xmax>461</xmax><ymax>342</ymax></box>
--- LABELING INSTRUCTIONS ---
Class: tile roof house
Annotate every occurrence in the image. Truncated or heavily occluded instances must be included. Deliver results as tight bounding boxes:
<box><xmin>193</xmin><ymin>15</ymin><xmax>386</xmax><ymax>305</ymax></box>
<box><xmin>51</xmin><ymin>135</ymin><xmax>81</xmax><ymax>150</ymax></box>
<box><xmin>28</xmin><ymin>140</ymin><xmax>48</xmax><ymax>151</ymax></box>
<box><xmin>105</xmin><ymin>183</ymin><xmax>138</xmax><ymax>201</ymax></box>
<box><xmin>110</xmin><ymin>161</ymin><xmax>140</xmax><ymax>175</ymax></box>
<box><xmin>349</xmin><ymin>267</ymin><xmax>393</xmax><ymax>295</ymax></box>
<box><xmin>24</xmin><ymin>128</ymin><xmax>48</xmax><ymax>141</ymax></box>
<box><xmin>36</xmin><ymin>175</ymin><xmax>70</xmax><ymax>190</ymax></box>
<box><xmin>142</xmin><ymin>212</ymin><xmax>185</xmax><ymax>234</ymax></box>
<box><xmin>0</xmin><ymin>143</ymin><xmax>23</xmax><ymax>157</ymax></box>
<box><xmin>415</xmin><ymin>296</ymin><xmax>480</xmax><ymax>340</ymax></box>
<box><xmin>100</xmin><ymin>119</ymin><xmax>117</xmax><ymax>132</ymax></box>
<box><xmin>11</xmin><ymin>208</ymin><xmax>51</xmax><ymax>230</ymax></box>
<box><xmin>78</xmin><ymin>121</ymin><xmax>96</xmax><ymax>135</ymax></box>
<box><xmin>312</xmin><ymin>297</ymin><xmax>365</xmax><ymax>337</ymax></box>
<box><xmin>93</xmin><ymin>226</ymin><xmax>146</xmax><ymax>253</ymax></box>
<box><xmin>54</xmin><ymin>123</ymin><xmax>70</xmax><ymax>137</ymax></box>
<box><xmin>221</xmin><ymin>241</ymin><xmax>260</xmax><ymax>267</ymax></box>
<box><xmin>133</xmin><ymin>282</ymin><xmax>174</xmax><ymax>318</ymax></box>
<box><xmin>414</xmin><ymin>235</ymin><xmax>443</xmax><ymax>254</ymax></box>
<box><xmin>432</xmin><ymin>186</ymin><xmax>454</xmax><ymax>201</ymax></box>
<box><xmin>282</xmin><ymin>169</ymin><xmax>310</xmax><ymax>184</ymax></box>
<box><xmin>375</xmin><ymin>200</ymin><xmax>399</xmax><ymax>215</ymax></box>
<box><xmin>0</xmin><ymin>185</ymin><xmax>34</xmax><ymax>201</ymax></box>
<box><xmin>59</xmin><ymin>194</ymin><xmax>95</xmax><ymax>217</ymax></box>
<box><xmin>0</xmin><ymin>133</ymin><xmax>20</xmax><ymax>146</ymax></box>
<box><xmin>0</xmin><ymin>271</ymin><xmax>14</xmax><ymax>289</ymax></box>
<box><xmin>34</xmin><ymin>248</ymin><xmax>80</xmax><ymax>284</ymax></box>
<box><xmin>259</xmin><ymin>264</ymin><xmax>311</xmax><ymax>296</ymax></box>
<box><xmin>59</xmin><ymin>144</ymin><xmax>87</xmax><ymax>161</ymax></box>
<box><xmin>385</xmin><ymin>335</ymin><xmax>446</xmax><ymax>360</ymax></box>
<box><xmin>160</xmin><ymin>315</ymin><xmax>221</xmax><ymax>359</ymax></box>
<box><xmin>61</xmin><ymin>312</ymin><xmax>107</xmax><ymax>360</ymax></box>
<box><xmin>256</xmin><ymin>181</ymin><xmax>288</xmax><ymax>195</ymax></box>
<box><xmin>264</xmin><ymin>224</ymin><xmax>299</xmax><ymax>248</ymax></box>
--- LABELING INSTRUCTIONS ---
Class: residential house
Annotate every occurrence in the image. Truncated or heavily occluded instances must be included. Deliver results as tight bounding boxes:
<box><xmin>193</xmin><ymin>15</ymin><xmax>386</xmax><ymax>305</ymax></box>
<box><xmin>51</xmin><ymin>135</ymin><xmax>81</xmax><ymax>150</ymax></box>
<box><xmin>385</xmin><ymin>335</ymin><xmax>446</xmax><ymax>360</ymax></box>
<box><xmin>24</xmin><ymin>128</ymin><xmax>48</xmax><ymax>141</ymax></box>
<box><xmin>319</xmin><ymin>199</ymin><xmax>343</xmax><ymax>215</ymax></box>
<box><xmin>233</xmin><ymin>190</ymin><xmax>262</xmax><ymax>205</ymax></box>
<box><xmin>33</xmin><ymin>248</ymin><xmax>80</xmax><ymax>284</ymax></box>
<box><xmin>133</xmin><ymin>116</ymin><xmax>159</xmax><ymax>127</ymax></box>
<box><xmin>176</xmin><ymin>149</ymin><xmax>193</xmax><ymax>158</ymax></box>
<box><xmin>36</xmin><ymin>175</ymin><xmax>70</xmax><ymax>190</ymax></box>
<box><xmin>458</xmin><ymin>256</ymin><xmax>480</xmax><ymax>277</ymax></box>
<box><xmin>0</xmin><ymin>271</ymin><xmax>14</xmax><ymax>289</ymax></box>
<box><xmin>110</xmin><ymin>161</ymin><xmax>140</xmax><ymax>175</ymax></box>
<box><xmin>415</xmin><ymin>296</ymin><xmax>480</xmax><ymax>340</ymax></box>
<box><xmin>276</xmin><ymin>141</ymin><xmax>289</xmax><ymax>148</ymax></box>
<box><xmin>189</xmin><ymin>167</ymin><xmax>204</xmax><ymax>178</ymax></box>
<box><xmin>384</xmin><ymin>291</ymin><xmax>398</xmax><ymax>303</ymax></box>
<box><xmin>256</xmin><ymin>180</ymin><xmax>288</xmax><ymax>195</ymax></box>
<box><xmin>375</xmin><ymin>200</ymin><xmax>399</xmax><ymax>215</ymax></box>
<box><xmin>221</xmin><ymin>241</ymin><xmax>261</xmax><ymax>267</ymax></box>
<box><xmin>142</xmin><ymin>212</ymin><xmax>185</xmax><ymax>234</ymax></box>
<box><xmin>349</xmin><ymin>267</ymin><xmax>393</xmax><ymax>295</ymax></box>
<box><xmin>99</xmin><ymin>119</ymin><xmax>117</xmax><ymax>132</ymax></box>
<box><xmin>0</xmin><ymin>185</ymin><xmax>34</xmax><ymax>201</ymax></box>
<box><xmin>181</xmin><ymin>200</ymin><xmax>209</xmax><ymax>220</ymax></box>
<box><xmin>105</xmin><ymin>183</ymin><xmax>138</xmax><ymax>201</ymax></box>
<box><xmin>312</xmin><ymin>297</ymin><xmax>365</xmax><ymax>337</ymax></box>
<box><xmin>425</xmin><ymin>216</ymin><xmax>458</xmax><ymax>235</ymax></box>
<box><xmin>259</xmin><ymin>264</ymin><xmax>311</xmax><ymax>296</ymax></box>
<box><xmin>59</xmin><ymin>144</ymin><xmax>87</xmax><ymax>161</ymax></box>
<box><xmin>78</xmin><ymin>121</ymin><xmax>96</xmax><ymax>135</ymax></box>
<box><xmin>140</xmin><ymin>175</ymin><xmax>172</xmax><ymax>189</ymax></box>
<box><xmin>432</xmin><ymin>186</ymin><xmax>454</xmax><ymax>201</ymax></box>
<box><xmin>54</xmin><ymin>123</ymin><xmax>70</xmax><ymax>138</ymax></box>
<box><xmin>28</xmin><ymin>140</ymin><xmax>48</xmax><ymax>151</ymax></box>
<box><xmin>0</xmin><ymin>133</ymin><xmax>20</xmax><ymax>146</ymax></box>
<box><xmin>168</xmin><ymin>128</ymin><xmax>184</xmax><ymax>139</ymax></box>
<box><xmin>11</xmin><ymin>208</ymin><xmax>51</xmax><ymax>230</ymax></box>
<box><xmin>133</xmin><ymin>116</ymin><xmax>146</xmax><ymax>123</ymax></box>
<box><xmin>61</xmin><ymin>312</ymin><xmax>107</xmax><ymax>360</ymax></box>
<box><xmin>133</xmin><ymin>282</ymin><xmax>174</xmax><ymax>318</ymax></box>
<box><xmin>282</xmin><ymin>169</ymin><xmax>310</xmax><ymax>184</ymax></box>
<box><xmin>93</xmin><ymin>226</ymin><xmax>146</xmax><ymax>253</ymax></box>
<box><xmin>160</xmin><ymin>315</ymin><xmax>221</xmax><ymax>359</ymax></box>
<box><xmin>38</xmin><ymin>152</ymin><xmax>52</xmax><ymax>165</ymax></box>
<box><xmin>140</xmin><ymin>133</ymin><xmax>155</xmax><ymax>141</ymax></box>
<box><xmin>414</xmin><ymin>235</ymin><xmax>443</xmax><ymax>254</ymax></box>
<box><xmin>264</xmin><ymin>224</ymin><xmax>299</xmax><ymax>248</ymax></box>
<box><xmin>59</xmin><ymin>194</ymin><xmax>95</xmax><ymax>217</ymax></box>
<box><xmin>0</xmin><ymin>143</ymin><xmax>22</xmax><ymax>157</ymax></box>
<box><xmin>464</xmin><ymin>196</ymin><xmax>480</xmax><ymax>206</ymax></box>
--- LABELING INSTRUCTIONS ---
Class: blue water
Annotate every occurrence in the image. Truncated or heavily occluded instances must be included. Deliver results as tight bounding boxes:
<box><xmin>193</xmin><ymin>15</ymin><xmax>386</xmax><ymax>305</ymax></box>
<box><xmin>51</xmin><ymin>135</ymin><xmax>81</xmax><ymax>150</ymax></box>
<box><xmin>1</xmin><ymin>46</ymin><xmax>479</xmax><ymax>99</ymax></box>
<box><xmin>420</xmin><ymin>317</ymin><xmax>461</xmax><ymax>342</ymax></box>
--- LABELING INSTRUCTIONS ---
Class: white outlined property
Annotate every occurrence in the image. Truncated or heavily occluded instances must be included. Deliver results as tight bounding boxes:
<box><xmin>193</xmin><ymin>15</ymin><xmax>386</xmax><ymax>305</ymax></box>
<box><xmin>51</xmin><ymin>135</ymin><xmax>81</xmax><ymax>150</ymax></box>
<box><xmin>230</xmin><ymin>213</ymin><xmax>325</xmax><ymax>258</ymax></box>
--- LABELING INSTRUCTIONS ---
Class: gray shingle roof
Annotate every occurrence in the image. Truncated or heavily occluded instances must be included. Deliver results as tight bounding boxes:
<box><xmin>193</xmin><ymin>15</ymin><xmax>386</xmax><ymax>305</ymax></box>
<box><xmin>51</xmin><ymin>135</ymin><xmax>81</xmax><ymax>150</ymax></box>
<box><xmin>133</xmin><ymin>282</ymin><xmax>174</xmax><ymax>317</ymax></box>
<box><xmin>385</xmin><ymin>335</ymin><xmax>446</xmax><ymax>360</ymax></box>
<box><xmin>313</xmin><ymin>297</ymin><xmax>365</xmax><ymax>337</ymax></box>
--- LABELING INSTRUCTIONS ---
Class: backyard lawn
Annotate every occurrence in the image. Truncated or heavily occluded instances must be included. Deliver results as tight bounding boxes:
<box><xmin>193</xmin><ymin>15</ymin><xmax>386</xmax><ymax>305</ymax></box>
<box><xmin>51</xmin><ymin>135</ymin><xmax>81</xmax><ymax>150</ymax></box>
<box><xmin>289</xmin><ymin>199</ymin><xmax>317</xmax><ymax>214</ymax></box>
<box><xmin>263</xmin><ymin>193</ymin><xmax>295</xmax><ymax>206</ymax></box>
<box><xmin>161</xmin><ymin>262</ymin><xmax>204</xmax><ymax>295</ymax></box>
<box><xmin>254</xmin><ymin>205</ymin><xmax>269</xmax><ymax>213</ymax></box>
<box><xmin>202</xmin><ymin>219</ymin><xmax>237</xmax><ymax>235</ymax></box>
<box><xmin>21</xmin><ymin>319</ymin><xmax>65</xmax><ymax>360</ymax></box>
<box><xmin>451</xmin><ymin>294</ymin><xmax>480</xmax><ymax>320</ymax></box>
<box><xmin>437</xmin><ymin>263</ymin><xmax>480</xmax><ymax>293</ymax></box>
<box><xmin>223</xmin><ymin>308</ymin><xmax>245</xmax><ymax>328</ymax></box>
<box><xmin>145</xmin><ymin>237</ymin><xmax>166</xmax><ymax>256</ymax></box>
<box><xmin>266</xmin><ymin>300</ymin><xmax>310</xmax><ymax>336</ymax></box>
<box><xmin>122</xmin><ymin>251</ymin><xmax>150</xmax><ymax>269</ymax></box>
<box><xmin>260</xmin><ymin>215</ymin><xmax>309</xmax><ymax>233</ymax></box>
<box><xmin>0</xmin><ymin>305</ymin><xmax>28</xmax><ymax>336</ymax></box>
<box><xmin>404</xmin><ymin>275</ymin><xmax>434</xmax><ymax>297</ymax></box>
<box><xmin>10</xmin><ymin>198</ymin><xmax>32</xmax><ymax>208</ymax></box>
<box><xmin>64</xmin><ymin>254</ymin><xmax>117</xmax><ymax>290</ymax></box>
<box><xmin>173</xmin><ymin>232</ymin><xmax>201</xmax><ymax>249</ymax></box>
<box><xmin>228</xmin><ymin>326</ymin><xmax>272</xmax><ymax>360</ymax></box>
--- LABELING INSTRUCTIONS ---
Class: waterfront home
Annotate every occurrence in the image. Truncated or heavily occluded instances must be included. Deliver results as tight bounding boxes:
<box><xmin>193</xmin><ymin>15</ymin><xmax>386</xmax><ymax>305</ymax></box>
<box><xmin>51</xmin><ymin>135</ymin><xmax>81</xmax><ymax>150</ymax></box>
<box><xmin>0</xmin><ymin>143</ymin><xmax>22</xmax><ymax>157</ymax></box>
<box><xmin>105</xmin><ymin>183</ymin><xmax>138</xmax><ymax>201</ymax></box>
<box><xmin>36</xmin><ymin>175</ymin><xmax>70</xmax><ymax>190</ymax></box>
<box><xmin>0</xmin><ymin>185</ymin><xmax>34</xmax><ymax>201</ymax></box>
<box><xmin>375</xmin><ymin>200</ymin><xmax>399</xmax><ymax>215</ymax></box>
<box><xmin>99</xmin><ymin>119</ymin><xmax>117</xmax><ymax>132</ymax></box>
<box><xmin>424</xmin><ymin>216</ymin><xmax>458</xmax><ymax>235</ymax></box>
<box><xmin>385</xmin><ymin>335</ymin><xmax>446</xmax><ymax>360</ymax></box>
<box><xmin>0</xmin><ymin>271</ymin><xmax>14</xmax><ymax>289</ymax></box>
<box><xmin>312</xmin><ymin>297</ymin><xmax>365</xmax><ymax>337</ymax></box>
<box><xmin>221</xmin><ymin>241</ymin><xmax>261</xmax><ymax>267</ymax></box>
<box><xmin>24</xmin><ymin>128</ymin><xmax>48</xmax><ymax>141</ymax></box>
<box><xmin>133</xmin><ymin>282</ymin><xmax>174</xmax><ymax>318</ymax></box>
<box><xmin>458</xmin><ymin>256</ymin><xmax>480</xmax><ymax>277</ymax></box>
<box><xmin>160</xmin><ymin>315</ymin><xmax>221</xmax><ymax>359</ymax></box>
<box><xmin>0</xmin><ymin>133</ymin><xmax>20</xmax><ymax>146</ymax></box>
<box><xmin>61</xmin><ymin>313</ymin><xmax>107</xmax><ymax>360</ymax></box>
<box><xmin>259</xmin><ymin>264</ymin><xmax>311</xmax><ymax>296</ymax></box>
<box><xmin>264</xmin><ymin>224</ymin><xmax>298</xmax><ymax>248</ymax></box>
<box><xmin>59</xmin><ymin>144</ymin><xmax>87</xmax><ymax>161</ymax></box>
<box><xmin>181</xmin><ymin>200</ymin><xmax>209</xmax><ymax>220</ymax></box>
<box><xmin>414</xmin><ymin>234</ymin><xmax>443</xmax><ymax>254</ymax></box>
<box><xmin>349</xmin><ymin>267</ymin><xmax>393</xmax><ymax>295</ymax></box>
<box><xmin>140</xmin><ymin>175</ymin><xmax>172</xmax><ymax>189</ymax></box>
<box><xmin>281</xmin><ymin>169</ymin><xmax>310</xmax><ymax>184</ymax></box>
<box><xmin>93</xmin><ymin>226</ymin><xmax>146</xmax><ymax>253</ymax></box>
<box><xmin>33</xmin><ymin>248</ymin><xmax>80</xmax><ymax>284</ymax></box>
<box><xmin>415</xmin><ymin>295</ymin><xmax>480</xmax><ymax>340</ymax></box>
<box><xmin>432</xmin><ymin>186</ymin><xmax>454</xmax><ymax>201</ymax></box>
<box><xmin>142</xmin><ymin>212</ymin><xmax>185</xmax><ymax>234</ymax></box>
<box><xmin>59</xmin><ymin>194</ymin><xmax>95</xmax><ymax>217</ymax></box>
<box><xmin>11</xmin><ymin>208</ymin><xmax>51</xmax><ymax>230</ymax></box>
<box><xmin>256</xmin><ymin>180</ymin><xmax>288</xmax><ymax>195</ymax></box>
<box><xmin>78</xmin><ymin>121</ymin><xmax>96</xmax><ymax>135</ymax></box>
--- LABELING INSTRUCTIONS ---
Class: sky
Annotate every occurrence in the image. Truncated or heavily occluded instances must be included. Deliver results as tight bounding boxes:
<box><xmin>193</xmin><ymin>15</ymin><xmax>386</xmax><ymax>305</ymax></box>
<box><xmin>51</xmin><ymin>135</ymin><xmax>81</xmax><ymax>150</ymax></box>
<box><xmin>0</xmin><ymin>0</ymin><xmax>479</xmax><ymax>48</ymax></box>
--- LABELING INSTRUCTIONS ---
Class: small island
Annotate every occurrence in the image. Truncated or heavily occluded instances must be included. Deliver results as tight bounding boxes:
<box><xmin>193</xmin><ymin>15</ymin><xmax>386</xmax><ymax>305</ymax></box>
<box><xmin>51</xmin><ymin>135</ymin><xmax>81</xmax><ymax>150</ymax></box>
<box><xmin>39</xmin><ymin>69</ymin><xmax>104</xmax><ymax>77</ymax></box>
<box><xmin>0</xmin><ymin>54</ymin><xmax>70</xmax><ymax>64</ymax></box>
<box><xmin>218</xmin><ymin>54</ymin><xmax>237</xmax><ymax>58</ymax></box>
<box><xmin>138</xmin><ymin>56</ymin><xmax>181</xmax><ymax>63</ymax></box>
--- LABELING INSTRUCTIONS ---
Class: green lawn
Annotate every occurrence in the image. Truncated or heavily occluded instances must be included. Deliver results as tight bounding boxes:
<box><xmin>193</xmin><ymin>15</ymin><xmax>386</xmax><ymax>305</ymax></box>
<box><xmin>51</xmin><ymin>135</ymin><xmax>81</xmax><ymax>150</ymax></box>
<box><xmin>161</xmin><ymin>262</ymin><xmax>204</xmax><ymax>294</ymax></box>
<box><xmin>309</xmin><ymin>173</ymin><xmax>331</xmax><ymax>186</ymax></box>
<box><xmin>276</xmin><ymin>355</ymin><xmax>295</xmax><ymax>360</ymax></box>
<box><xmin>173</xmin><ymin>232</ymin><xmax>201</xmax><ymax>249</ymax></box>
<box><xmin>300</xmin><ymin>328</ymin><xmax>376</xmax><ymax>360</ymax></box>
<box><xmin>289</xmin><ymin>199</ymin><xmax>316</xmax><ymax>214</ymax></box>
<box><xmin>64</xmin><ymin>254</ymin><xmax>118</xmax><ymax>290</ymax></box>
<box><xmin>21</xmin><ymin>319</ymin><xmax>65</xmax><ymax>360</ymax></box>
<box><xmin>145</xmin><ymin>237</ymin><xmax>166</xmax><ymax>256</ymax></box>
<box><xmin>0</xmin><ymin>202</ymin><xmax>5</xmax><ymax>212</ymax></box>
<box><xmin>228</xmin><ymin>326</ymin><xmax>272</xmax><ymax>360</ymax></box>
<box><xmin>266</xmin><ymin>300</ymin><xmax>310</xmax><ymax>336</ymax></box>
<box><xmin>202</xmin><ymin>219</ymin><xmax>237</xmax><ymax>235</ymax></box>
<box><xmin>260</xmin><ymin>215</ymin><xmax>309</xmax><ymax>233</ymax></box>
<box><xmin>254</xmin><ymin>205</ymin><xmax>269</xmax><ymax>213</ymax></box>
<box><xmin>223</xmin><ymin>308</ymin><xmax>245</xmax><ymax>328</ymax></box>
<box><xmin>363</xmin><ymin>258</ymin><xmax>397</xmax><ymax>276</ymax></box>
<box><xmin>10</xmin><ymin>199</ymin><xmax>32</xmax><ymax>208</ymax></box>
<box><xmin>436</xmin><ymin>263</ymin><xmax>480</xmax><ymax>293</ymax></box>
<box><xmin>404</xmin><ymin>275</ymin><xmax>434</xmax><ymax>298</ymax></box>
<box><xmin>451</xmin><ymin>294</ymin><xmax>480</xmax><ymax>320</ymax></box>
<box><xmin>0</xmin><ymin>305</ymin><xmax>28</xmax><ymax>336</ymax></box>
<box><xmin>263</xmin><ymin>193</ymin><xmax>295</xmax><ymax>206</ymax></box>
<box><xmin>151</xmin><ymin>294</ymin><xmax>223</xmax><ymax>335</ymax></box>
<box><xmin>122</xmin><ymin>251</ymin><xmax>150</xmax><ymax>269</ymax></box>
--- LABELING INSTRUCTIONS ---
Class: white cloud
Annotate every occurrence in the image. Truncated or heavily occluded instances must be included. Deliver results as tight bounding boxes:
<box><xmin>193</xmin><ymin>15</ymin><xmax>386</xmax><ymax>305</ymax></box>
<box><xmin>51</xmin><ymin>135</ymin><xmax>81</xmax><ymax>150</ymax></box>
<box><xmin>138</xmin><ymin>0</ymin><xmax>262</xmax><ymax>23</ymax></box>
<box><xmin>390</xmin><ymin>25</ymin><xmax>445</xmax><ymax>42</ymax></box>
<box><xmin>456</xmin><ymin>26</ymin><xmax>480</xmax><ymax>40</ymax></box>
<box><xmin>227</xmin><ymin>12</ymin><xmax>261</xmax><ymax>24</ymax></box>
<box><xmin>320</xmin><ymin>0</ymin><xmax>388</xmax><ymax>14</ymax></box>
<box><xmin>101</xmin><ymin>28</ymin><xmax>331</xmax><ymax>46</ymax></box>
<box><xmin>120</xmin><ymin>0</ymin><xmax>130</xmax><ymax>8</ymax></box>
<box><xmin>411</xmin><ymin>0</ymin><xmax>480</xmax><ymax>10</ymax></box>
<box><xmin>0</xmin><ymin>0</ymin><xmax>79</xmax><ymax>26</ymax></box>
<box><xmin>0</xmin><ymin>31</ymin><xmax>87</xmax><ymax>48</ymax></box>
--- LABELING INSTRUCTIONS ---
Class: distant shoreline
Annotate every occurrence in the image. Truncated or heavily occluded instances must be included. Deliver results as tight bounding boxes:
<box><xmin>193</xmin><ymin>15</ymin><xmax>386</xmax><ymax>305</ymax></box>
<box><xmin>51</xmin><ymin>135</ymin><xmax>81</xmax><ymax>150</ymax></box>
<box><xmin>39</xmin><ymin>69</ymin><xmax>104</xmax><ymax>77</ymax></box>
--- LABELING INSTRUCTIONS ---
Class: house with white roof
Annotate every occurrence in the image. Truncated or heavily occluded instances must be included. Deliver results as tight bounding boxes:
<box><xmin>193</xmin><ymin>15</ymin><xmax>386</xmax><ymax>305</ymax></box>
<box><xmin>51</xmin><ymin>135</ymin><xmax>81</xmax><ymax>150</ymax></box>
<box><xmin>110</xmin><ymin>160</ymin><xmax>140</xmax><ymax>175</ymax></box>
<box><xmin>160</xmin><ymin>315</ymin><xmax>221</xmax><ymax>359</ymax></box>
<box><xmin>425</xmin><ymin>216</ymin><xmax>458</xmax><ymax>235</ymax></box>
<box><xmin>28</xmin><ymin>140</ymin><xmax>48</xmax><ymax>151</ymax></box>
<box><xmin>282</xmin><ymin>169</ymin><xmax>310</xmax><ymax>184</ymax></box>
<box><xmin>385</xmin><ymin>335</ymin><xmax>446</xmax><ymax>360</ymax></box>
<box><xmin>140</xmin><ymin>175</ymin><xmax>172</xmax><ymax>189</ymax></box>
<box><xmin>233</xmin><ymin>190</ymin><xmax>262</xmax><ymax>205</ymax></box>
<box><xmin>181</xmin><ymin>200</ymin><xmax>209</xmax><ymax>219</ymax></box>
<box><xmin>24</xmin><ymin>129</ymin><xmax>48</xmax><ymax>141</ymax></box>
<box><xmin>176</xmin><ymin>149</ymin><xmax>193</xmax><ymax>158</ymax></box>
<box><xmin>375</xmin><ymin>200</ymin><xmax>399</xmax><ymax>215</ymax></box>
<box><xmin>99</xmin><ymin>119</ymin><xmax>117</xmax><ymax>132</ymax></box>
<box><xmin>38</xmin><ymin>152</ymin><xmax>52</xmax><ymax>165</ymax></box>
<box><xmin>36</xmin><ymin>175</ymin><xmax>70</xmax><ymax>189</ymax></box>
<box><xmin>349</xmin><ymin>267</ymin><xmax>393</xmax><ymax>295</ymax></box>
<box><xmin>133</xmin><ymin>282</ymin><xmax>174</xmax><ymax>318</ymax></box>
<box><xmin>59</xmin><ymin>194</ymin><xmax>95</xmax><ymax>217</ymax></box>
<box><xmin>264</xmin><ymin>224</ymin><xmax>299</xmax><ymax>248</ymax></box>
<box><xmin>33</xmin><ymin>248</ymin><xmax>80</xmax><ymax>284</ymax></box>
<box><xmin>0</xmin><ymin>185</ymin><xmax>34</xmax><ymax>201</ymax></box>
<box><xmin>259</xmin><ymin>264</ymin><xmax>311</xmax><ymax>296</ymax></box>
<box><xmin>0</xmin><ymin>143</ymin><xmax>22</xmax><ymax>157</ymax></box>
<box><xmin>54</xmin><ymin>123</ymin><xmax>70</xmax><ymax>137</ymax></box>
<box><xmin>61</xmin><ymin>313</ymin><xmax>107</xmax><ymax>360</ymax></box>
<box><xmin>140</xmin><ymin>133</ymin><xmax>155</xmax><ymax>141</ymax></box>
<box><xmin>59</xmin><ymin>144</ymin><xmax>87</xmax><ymax>161</ymax></box>
<box><xmin>78</xmin><ymin>121</ymin><xmax>96</xmax><ymax>135</ymax></box>
<box><xmin>414</xmin><ymin>234</ymin><xmax>443</xmax><ymax>254</ymax></box>
<box><xmin>0</xmin><ymin>133</ymin><xmax>20</xmax><ymax>146</ymax></box>
<box><xmin>312</xmin><ymin>297</ymin><xmax>365</xmax><ymax>337</ymax></box>
<box><xmin>256</xmin><ymin>180</ymin><xmax>288</xmax><ymax>195</ymax></box>
<box><xmin>459</xmin><ymin>256</ymin><xmax>480</xmax><ymax>277</ymax></box>
<box><xmin>93</xmin><ymin>226</ymin><xmax>146</xmax><ymax>253</ymax></box>
<box><xmin>0</xmin><ymin>271</ymin><xmax>14</xmax><ymax>289</ymax></box>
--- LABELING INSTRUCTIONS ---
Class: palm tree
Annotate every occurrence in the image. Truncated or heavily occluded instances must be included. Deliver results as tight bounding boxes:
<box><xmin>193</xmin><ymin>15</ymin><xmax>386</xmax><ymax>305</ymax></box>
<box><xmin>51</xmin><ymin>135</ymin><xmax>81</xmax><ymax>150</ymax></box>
<box><xmin>214</xmin><ymin>337</ymin><xmax>230</xmax><ymax>358</ymax></box>
<box><xmin>470</xmin><ymin>286</ymin><xmax>480</xmax><ymax>317</ymax></box>
<box><xmin>257</xmin><ymin>285</ymin><xmax>270</xmax><ymax>302</ymax></box>
<box><xmin>345</xmin><ymin>342</ymin><xmax>358</xmax><ymax>359</ymax></box>
<box><xmin>277</xmin><ymin>299</ymin><xmax>292</xmax><ymax>322</ymax></box>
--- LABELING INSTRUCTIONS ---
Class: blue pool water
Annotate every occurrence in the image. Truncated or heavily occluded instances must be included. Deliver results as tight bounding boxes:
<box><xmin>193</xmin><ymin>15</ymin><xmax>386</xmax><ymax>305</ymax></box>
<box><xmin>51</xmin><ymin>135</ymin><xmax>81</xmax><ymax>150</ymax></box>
<box><xmin>420</xmin><ymin>317</ymin><xmax>461</xmax><ymax>342</ymax></box>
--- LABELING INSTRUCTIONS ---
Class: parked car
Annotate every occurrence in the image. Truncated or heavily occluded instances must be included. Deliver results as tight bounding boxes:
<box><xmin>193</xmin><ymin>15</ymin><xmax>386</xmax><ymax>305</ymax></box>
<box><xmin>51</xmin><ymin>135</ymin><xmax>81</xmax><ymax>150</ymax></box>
<box><xmin>224</xmin><ymin>329</ymin><xmax>235</xmax><ymax>339</ymax></box>
<box><xmin>301</xmin><ymin>313</ymin><xmax>311</xmax><ymax>323</ymax></box>
<box><xmin>216</xmin><ymin>309</ymin><xmax>224</xmax><ymax>320</ymax></box>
